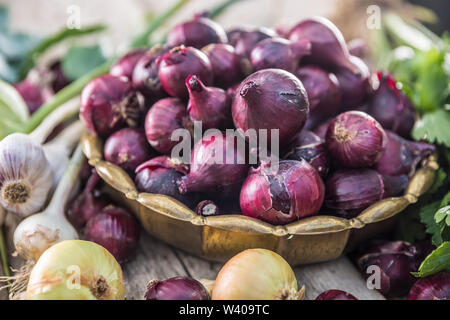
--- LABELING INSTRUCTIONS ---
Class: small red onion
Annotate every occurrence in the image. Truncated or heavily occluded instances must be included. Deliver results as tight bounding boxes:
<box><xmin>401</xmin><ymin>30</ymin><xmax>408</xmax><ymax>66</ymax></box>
<box><xmin>408</xmin><ymin>272</ymin><xmax>450</xmax><ymax>300</ymax></box>
<box><xmin>135</xmin><ymin>156</ymin><xmax>197</xmax><ymax>209</ymax></box>
<box><xmin>186</xmin><ymin>75</ymin><xmax>232</xmax><ymax>131</ymax></box>
<box><xmin>326</xmin><ymin>111</ymin><xmax>387</xmax><ymax>168</ymax></box>
<box><xmin>367</xmin><ymin>72</ymin><xmax>416</xmax><ymax>137</ymax></box>
<box><xmin>85</xmin><ymin>205</ymin><xmax>140</xmax><ymax>263</ymax></box>
<box><xmin>67</xmin><ymin>169</ymin><xmax>108</xmax><ymax>229</ymax></box>
<box><xmin>158</xmin><ymin>46</ymin><xmax>213</xmax><ymax>99</ymax></box>
<box><xmin>315</xmin><ymin>290</ymin><xmax>358</xmax><ymax>300</ymax></box>
<box><xmin>284</xmin><ymin>130</ymin><xmax>329</xmax><ymax>177</ymax></box>
<box><xmin>145</xmin><ymin>277</ymin><xmax>209</xmax><ymax>300</ymax></box>
<box><xmin>110</xmin><ymin>48</ymin><xmax>147</xmax><ymax>80</ymax></box>
<box><xmin>132</xmin><ymin>46</ymin><xmax>170</xmax><ymax>103</ymax></box>
<box><xmin>250</xmin><ymin>37</ymin><xmax>311</xmax><ymax>73</ymax></box>
<box><xmin>227</xmin><ymin>27</ymin><xmax>250</xmax><ymax>46</ymax></box>
<box><xmin>166</xmin><ymin>16</ymin><xmax>227</xmax><ymax>49</ymax></box>
<box><xmin>375</xmin><ymin>131</ymin><xmax>435</xmax><ymax>177</ymax></box>
<box><xmin>313</xmin><ymin>118</ymin><xmax>332</xmax><ymax>140</ymax></box>
<box><xmin>234</xmin><ymin>27</ymin><xmax>277</xmax><ymax>58</ymax></box>
<box><xmin>296</xmin><ymin>65</ymin><xmax>341</xmax><ymax>121</ymax></box>
<box><xmin>80</xmin><ymin>75</ymin><xmax>141</xmax><ymax>136</ymax></box>
<box><xmin>104</xmin><ymin>128</ymin><xmax>155</xmax><ymax>175</ymax></box>
<box><xmin>288</xmin><ymin>17</ymin><xmax>359</xmax><ymax>73</ymax></box>
<box><xmin>177</xmin><ymin>132</ymin><xmax>249</xmax><ymax>195</ymax></box>
<box><xmin>347</xmin><ymin>38</ymin><xmax>368</xmax><ymax>59</ymax></box>
<box><xmin>144</xmin><ymin>97</ymin><xmax>191</xmax><ymax>154</ymax></box>
<box><xmin>240</xmin><ymin>160</ymin><xmax>324</xmax><ymax>225</ymax></box>
<box><xmin>333</xmin><ymin>55</ymin><xmax>371</xmax><ymax>109</ymax></box>
<box><xmin>324</xmin><ymin>169</ymin><xmax>408</xmax><ymax>218</ymax></box>
<box><xmin>232</xmin><ymin>69</ymin><xmax>309</xmax><ymax>147</ymax></box>
<box><xmin>202</xmin><ymin>43</ymin><xmax>244</xmax><ymax>87</ymax></box>
<box><xmin>14</xmin><ymin>73</ymin><xmax>54</xmax><ymax>114</ymax></box>
<box><xmin>48</xmin><ymin>60</ymin><xmax>71</xmax><ymax>92</ymax></box>
<box><xmin>195</xmin><ymin>200</ymin><xmax>220</xmax><ymax>217</ymax></box>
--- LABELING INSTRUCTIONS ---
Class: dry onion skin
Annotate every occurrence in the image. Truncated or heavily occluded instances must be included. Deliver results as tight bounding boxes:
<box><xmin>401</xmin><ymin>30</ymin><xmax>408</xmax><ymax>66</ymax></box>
<box><xmin>26</xmin><ymin>240</ymin><xmax>125</xmax><ymax>300</ymax></box>
<box><xmin>212</xmin><ymin>248</ymin><xmax>304</xmax><ymax>300</ymax></box>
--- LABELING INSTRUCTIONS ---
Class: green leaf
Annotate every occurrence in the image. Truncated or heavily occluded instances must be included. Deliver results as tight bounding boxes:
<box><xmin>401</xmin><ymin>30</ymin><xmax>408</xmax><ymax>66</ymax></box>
<box><xmin>428</xmin><ymin>169</ymin><xmax>447</xmax><ymax>194</ymax></box>
<box><xmin>0</xmin><ymin>5</ymin><xmax>9</xmax><ymax>32</ymax></box>
<box><xmin>61</xmin><ymin>45</ymin><xmax>106</xmax><ymax>80</ymax></box>
<box><xmin>420</xmin><ymin>201</ymin><xmax>444</xmax><ymax>245</ymax></box>
<box><xmin>0</xmin><ymin>78</ymin><xmax>29</xmax><ymax>137</ymax></box>
<box><xmin>435</xmin><ymin>206</ymin><xmax>450</xmax><ymax>224</ymax></box>
<box><xmin>412</xmin><ymin>109</ymin><xmax>450</xmax><ymax>147</ymax></box>
<box><xmin>413</xmin><ymin>242</ymin><xmax>450</xmax><ymax>277</ymax></box>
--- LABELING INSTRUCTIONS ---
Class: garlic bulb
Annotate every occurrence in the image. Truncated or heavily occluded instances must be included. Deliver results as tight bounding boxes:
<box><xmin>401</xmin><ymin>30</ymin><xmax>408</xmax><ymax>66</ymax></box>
<box><xmin>0</xmin><ymin>133</ymin><xmax>53</xmax><ymax>217</ymax></box>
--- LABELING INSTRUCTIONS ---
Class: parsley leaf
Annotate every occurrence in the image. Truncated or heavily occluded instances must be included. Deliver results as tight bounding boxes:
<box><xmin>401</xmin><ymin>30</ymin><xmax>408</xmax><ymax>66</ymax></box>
<box><xmin>413</xmin><ymin>241</ymin><xmax>450</xmax><ymax>277</ymax></box>
<box><xmin>412</xmin><ymin>109</ymin><xmax>450</xmax><ymax>147</ymax></box>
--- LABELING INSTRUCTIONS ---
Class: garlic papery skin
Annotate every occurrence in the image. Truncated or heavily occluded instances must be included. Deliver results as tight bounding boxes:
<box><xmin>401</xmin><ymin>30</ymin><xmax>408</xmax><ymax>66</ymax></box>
<box><xmin>0</xmin><ymin>133</ymin><xmax>53</xmax><ymax>217</ymax></box>
<box><xmin>13</xmin><ymin>144</ymin><xmax>84</xmax><ymax>262</ymax></box>
<box><xmin>212</xmin><ymin>249</ymin><xmax>305</xmax><ymax>300</ymax></box>
<box><xmin>26</xmin><ymin>240</ymin><xmax>125</xmax><ymax>300</ymax></box>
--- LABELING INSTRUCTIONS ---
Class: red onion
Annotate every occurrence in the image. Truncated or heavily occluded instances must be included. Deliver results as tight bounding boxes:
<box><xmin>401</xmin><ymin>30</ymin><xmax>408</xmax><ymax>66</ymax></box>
<box><xmin>234</xmin><ymin>27</ymin><xmax>277</xmax><ymax>58</ymax></box>
<box><xmin>347</xmin><ymin>38</ymin><xmax>368</xmax><ymax>59</ymax></box>
<box><xmin>202</xmin><ymin>43</ymin><xmax>244</xmax><ymax>87</ymax></box>
<box><xmin>250</xmin><ymin>38</ymin><xmax>311</xmax><ymax>73</ymax></box>
<box><xmin>333</xmin><ymin>55</ymin><xmax>371</xmax><ymax>109</ymax></box>
<box><xmin>367</xmin><ymin>72</ymin><xmax>416</xmax><ymax>137</ymax></box>
<box><xmin>80</xmin><ymin>75</ymin><xmax>141</xmax><ymax>136</ymax></box>
<box><xmin>408</xmin><ymin>272</ymin><xmax>450</xmax><ymax>300</ymax></box>
<box><xmin>375</xmin><ymin>131</ymin><xmax>435</xmax><ymax>177</ymax></box>
<box><xmin>296</xmin><ymin>65</ymin><xmax>341</xmax><ymax>121</ymax></box>
<box><xmin>166</xmin><ymin>16</ymin><xmax>227</xmax><ymax>49</ymax></box>
<box><xmin>284</xmin><ymin>130</ymin><xmax>329</xmax><ymax>177</ymax></box>
<box><xmin>227</xmin><ymin>27</ymin><xmax>250</xmax><ymax>46</ymax></box>
<box><xmin>104</xmin><ymin>128</ymin><xmax>155</xmax><ymax>175</ymax></box>
<box><xmin>324</xmin><ymin>169</ymin><xmax>408</xmax><ymax>218</ymax></box>
<box><xmin>288</xmin><ymin>17</ymin><xmax>359</xmax><ymax>73</ymax></box>
<box><xmin>186</xmin><ymin>75</ymin><xmax>232</xmax><ymax>131</ymax></box>
<box><xmin>48</xmin><ymin>60</ymin><xmax>71</xmax><ymax>92</ymax></box>
<box><xmin>240</xmin><ymin>160</ymin><xmax>324</xmax><ymax>225</ymax></box>
<box><xmin>315</xmin><ymin>290</ymin><xmax>358</xmax><ymax>300</ymax></box>
<box><xmin>326</xmin><ymin>111</ymin><xmax>387</xmax><ymax>168</ymax></box>
<box><xmin>135</xmin><ymin>156</ymin><xmax>197</xmax><ymax>209</ymax></box>
<box><xmin>14</xmin><ymin>75</ymin><xmax>54</xmax><ymax>114</ymax></box>
<box><xmin>232</xmin><ymin>69</ymin><xmax>309</xmax><ymax>147</ymax></box>
<box><xmin>177</xmin><ymin>132</ymin><xmax>249</xmax><ymax>195</ymax></box>
<box><xmin>195</xmin><ymin>200</ymin><xmax>220</xmax><ymax>217</ymax></box>
<box><xmin>144</xmin><ymin>97</ymin><xmax>191</xmax><ymax>154</ymax></box>
<box><xmin>85</xmin><ymin>205</ymin><xmax>140</xmax><ymax>263</ymax></box>
<box><xmin>110</xmin><ymin>48</ymin><xmax>147</xmax><ymax>80</ymax></box>
<box><xmin>158</xmin><ymin>46</ymin><xmax>213</xmax><ymax>99</ymax></box>
<box><xmin>67</xmin><ymin>169</ymin><xmax>108</xmax><ymax>229</ymax></box>
<box><xmin>145</xmin><ymin>277</ymin><xmax>209</xmax><ymax>300</ymax></box>
<box><xmin>313</xmin><ymin>118</ymin><xmax>332</xmax><ymax>140</ymax></box>
<box><xmin>132</xmin><ymin>46</ymin><xmax>170</xmax><ymax>103</ymax></box>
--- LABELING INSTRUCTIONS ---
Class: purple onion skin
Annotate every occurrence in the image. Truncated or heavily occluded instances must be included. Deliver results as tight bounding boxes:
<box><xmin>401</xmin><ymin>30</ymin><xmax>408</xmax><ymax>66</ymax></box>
<box><xmin>347</xmin><ymin>38</ymin><xmax>368</xmax><ymax>59</ymax></box>
<box><xmin>313</xmin><ymin>118</ymin><xmax>332</xmax><ymax>140</ymax></box>
<box><xmin>333</xmin><ymin>55</ymin><xmax>371</xmax><ymax>109</ymax></box>
<box><xmin>14</xmin><ymin>78</ymin><xmax>53</xmax><ymax>114</ymax></box>
<box><xmin>234</xmin><ymin>27</ymin><xmax>277</xmax><ymax>58</ymax></box>
<box><xmin>67</xmin><ymin>169</ymin><xmax>108</xmax><ymax>229</ymax></box>
<box><xmin>250</xmin><ymin>37</ymin><xmax>311</xmax><ymax>73</ymax></box>
<box><xmin>202</xmin><ymin>43</ymin><xmax>244</xmax><ymax>87</ymax></box>
<box><xmin>326</xmin><ymin>111</ymin><xmax>387</xmax><ymax>168</ymax></box>
<box><xmin>186</xmin><ymin>75</ymin><xmax>232</xmax><ymax>131</ymax></box>
<box><xmin>110</xmin><ymin>49</ymin><xmax>147</xmax><ymax>80</ymax></box>
<box><xmin>195</xmin><ymin>200</ymin><xmax>220</xmax><ymax>216</ymax></box>
<box><xmin>132</xmin><ymin>46</ymin><xmax>170</xmax><ymax>103</ymax></box>
<box><xmin>296</xmin><ymin>65</ymin><xmax>342</xmax><ymax>121</ymax></box>
<box><xmin>315</xmin><ymin>290</ymin><xmax>358</xmax><ymax>300</ymax></box>
<box><xmin>367</xmin><ymin>72</ymin><xmax>416</xmax><ymax>137</ymax></box>
<box><xmin>324</xmin><ymin>169</ymin><xmax>408</xmax><ymax>217</ymax></box>
<box><xmin>285</xmin><ymin>130</ymin><xmax>330</xmax><ymax>177</ymax></box>
<box><xmin>158</xmin><ymin>46</ymin><xmax>213</xmax><ymax>99</ymax></box>
<box><xmin>227</xmin><ymin>27</ymin><xmax>251</xmax><ymax>47</ymax></box>
<box><xmin>49</xmin><ymin>60</ymin><xmax>71</xmax><ymax>92</ymax></box>
<box><xmin>85</xmin><ymin>205</ymin><xmax>140</xmax><ymax>263</ymax></box>
<box><xmin>232</xmin><ymin>69</ymin><xmax>309</xmax><ymax>147</ymax></box>
<box><xmin>408</xmin><ymin>273</ymin><xmax>450</xmax><ymax>300</ymax></box>
<box><xmin>104</xmin><ymin>128</ymin><xmax>155</xmax><ymax>175</ymax></box>
<box><xmin>358</xmin><ymin>252</ymin><xmax>417</xmax><ymax>297</ymax></box>
<box><xmin>240</xmin><ymin>160</ymin><xmax>324</xmax><ymax>225</ymax></box>
<box><xmin>144</xmin><ymin>97</ymin><xmax>190</xmax><ymax>154</ymax></box>
<box><xmin>135</xmin><ymin>156</ymin><xmax>198</xmax><ymax>209</ymax></box>
<box><xmin>375</xmin><ymin>131</ymin><xmax>435</xmax><ymax>177</ymax></box>
<box><xmin>145</xmin><ymin>277</ymin><xmax>209</xmax><ymax>300</ymax></box>
<box><xmin>166</xmin><ymin>16</ymin><xmax>227</xmax><ymax>49</ymax></box>
<box><xmin>288</xmin><ymin>17</ymin><xmax>359</xmax><ymax>74</ymax></box>
<box><xmin>80</xmin><ymin>75</ymin><xmax>141</xmax><ymax>137</ymax></box>
<box><xmin>178</xmin><ymin>132</ymin><xmax>249</xmax><ymax>195</ymax></box>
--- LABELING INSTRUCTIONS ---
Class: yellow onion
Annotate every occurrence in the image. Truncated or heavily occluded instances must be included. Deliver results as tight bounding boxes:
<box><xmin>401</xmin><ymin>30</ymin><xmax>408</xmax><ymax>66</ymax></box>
<box><xmin>26</xmin><ymin>240</ymin><xmax>125</xmax><ymax>300</ymax></box>
<box><xmin>212</xmin><ymin>249</ymin><xmax>304</xmax><ymax>300</ymax></box>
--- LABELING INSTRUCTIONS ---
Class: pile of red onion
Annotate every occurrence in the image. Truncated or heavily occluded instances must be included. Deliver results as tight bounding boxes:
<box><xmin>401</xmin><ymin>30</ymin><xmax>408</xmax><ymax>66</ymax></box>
<box><xmin>77</xmin><ymin>14</ymin><xmax>433</xmax><ymax>235</ymax></box>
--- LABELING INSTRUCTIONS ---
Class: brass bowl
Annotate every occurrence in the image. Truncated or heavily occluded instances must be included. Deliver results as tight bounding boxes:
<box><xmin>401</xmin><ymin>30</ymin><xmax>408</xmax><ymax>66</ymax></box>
<box><xmin>81</xmin><ymin>132</ymin><xmax>438</xmax><ymax>266</ymax></box>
